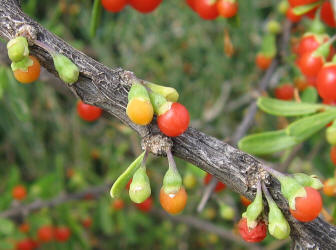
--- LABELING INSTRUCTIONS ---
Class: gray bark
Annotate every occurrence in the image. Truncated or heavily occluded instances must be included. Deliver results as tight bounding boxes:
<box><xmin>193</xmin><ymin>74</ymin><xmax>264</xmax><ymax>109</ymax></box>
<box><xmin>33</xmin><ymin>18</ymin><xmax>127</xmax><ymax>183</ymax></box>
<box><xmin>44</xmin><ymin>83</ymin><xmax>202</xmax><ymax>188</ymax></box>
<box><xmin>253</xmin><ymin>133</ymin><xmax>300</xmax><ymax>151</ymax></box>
<box><xmin>1</xmin><ymin>0</ymin><xmax>335</xmax><ymax>249</ymax></box>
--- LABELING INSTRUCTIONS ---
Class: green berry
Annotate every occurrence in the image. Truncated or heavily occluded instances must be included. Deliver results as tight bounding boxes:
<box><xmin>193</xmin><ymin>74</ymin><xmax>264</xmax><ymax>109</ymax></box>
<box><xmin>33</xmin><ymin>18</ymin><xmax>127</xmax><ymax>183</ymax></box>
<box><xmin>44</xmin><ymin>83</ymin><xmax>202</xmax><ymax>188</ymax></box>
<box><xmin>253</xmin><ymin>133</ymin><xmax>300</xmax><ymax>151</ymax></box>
<box><xmin>53</xmin><ymin>54</ymin><xmax>79</xmax><ymax>84</ymax></box>
<box><xmin>7</xmin><ymin>37</ymin><xmax>29</xmax><ymax>63</ymax></box>
<box><xmin>129</xmin><ymin>166</ymin><xmax>151</xmax><ymax>203</ymax></box>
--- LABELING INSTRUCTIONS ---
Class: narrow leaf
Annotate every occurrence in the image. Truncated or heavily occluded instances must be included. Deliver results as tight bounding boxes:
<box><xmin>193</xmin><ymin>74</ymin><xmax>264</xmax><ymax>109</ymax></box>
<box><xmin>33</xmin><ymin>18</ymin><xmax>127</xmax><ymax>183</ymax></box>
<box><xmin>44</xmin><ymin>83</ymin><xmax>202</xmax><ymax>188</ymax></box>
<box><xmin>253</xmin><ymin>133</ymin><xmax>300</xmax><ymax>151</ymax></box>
<box><xmin>90</xmin><ymin>0</ymin><xmax>102</xmax><ymax>38</ymax></box>
<box><xmin>110</xmin><ymin>151</ymin><xmax>145</xmax><ymax>198</ymax></box>
<box><xmin>257</xmin><ymin>97</ymin><xmax>325</xmax><ymax>116</ymax></box>
<box><xmin>238</xmin><ymin>130</ymin><xmax>297</xmax><ymax>155</ymax></box>
<box><xmin>292</xmin><ymin>1</ymin><xmax>323</xmax><ymax>15</ymax></box>
<box><xmin>286</xmin><ymin>110</ymin><xmax>336</xmax><ymax>142</ymax></box>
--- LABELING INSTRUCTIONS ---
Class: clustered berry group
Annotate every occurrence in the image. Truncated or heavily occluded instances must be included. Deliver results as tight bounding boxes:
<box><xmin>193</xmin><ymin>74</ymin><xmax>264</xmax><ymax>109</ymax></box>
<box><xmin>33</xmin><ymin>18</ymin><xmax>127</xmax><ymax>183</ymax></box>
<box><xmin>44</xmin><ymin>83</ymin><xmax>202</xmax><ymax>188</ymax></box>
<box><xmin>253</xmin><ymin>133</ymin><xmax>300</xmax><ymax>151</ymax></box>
<box><xmin>102</xmin><ymin>0</ymin><xmax>162</xmax><ymax>14</ymax></box>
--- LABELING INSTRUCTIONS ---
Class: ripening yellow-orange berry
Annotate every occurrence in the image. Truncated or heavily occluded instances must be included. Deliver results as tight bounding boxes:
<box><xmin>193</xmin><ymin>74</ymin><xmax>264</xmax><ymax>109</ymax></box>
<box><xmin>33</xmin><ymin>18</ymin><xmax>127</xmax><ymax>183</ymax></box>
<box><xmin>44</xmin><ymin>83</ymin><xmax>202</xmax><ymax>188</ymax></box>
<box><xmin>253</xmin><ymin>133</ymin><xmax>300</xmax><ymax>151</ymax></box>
<box><xmin>159</xmin><ymin>187</ymin><xmax>187</xmax><ymax>215</ymax></box>
<box><xmin>126</xmin><ymin>98</ymin><xmax>154</xmax><ymax>125</ymax></box>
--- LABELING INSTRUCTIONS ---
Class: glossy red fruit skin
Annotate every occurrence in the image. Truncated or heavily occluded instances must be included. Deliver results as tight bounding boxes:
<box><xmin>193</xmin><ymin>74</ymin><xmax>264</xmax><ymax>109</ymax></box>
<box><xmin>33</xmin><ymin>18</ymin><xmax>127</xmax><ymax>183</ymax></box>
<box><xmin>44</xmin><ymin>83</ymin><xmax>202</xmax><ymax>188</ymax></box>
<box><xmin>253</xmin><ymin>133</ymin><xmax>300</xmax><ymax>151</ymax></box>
<box><xmin>195</xmin><ymin>0</ymin><xmax>219</xmax><ymax>20</ymax></box>
<box><xmin>102</xmin><ymin>0</ymin><xmax>128</xmax><ymax>12</ymax></box>
<box><xmin>290</xmin><ymin>187</ymin><xmax>322</xmax><ymax>222</ymax></box>
<box><xmin>321</xmin><ymin>1</ymin><xmax>336</xmax><ymax>27</ymax></box>
<box><xmin>16</xmin><ymin>239</ymin><xmax>38</xmax><ymax>250</ymax></box>
<box><xmin>238</xmin><ymin>218</ymin><xmax>267</xmax><ymax>243</ymax></box>
<box><xmin>317</xmin><ymin>64</ymin><xmax>336</xmax><ymax>100</ymax></box>
<box><xmin>330</xmin><ymin>146</ymin><xmax>336</xmax><ymax>165</ymax></box>
<box><xmin>274</xmin><ymin>84</ymin><xmax>295</xmax><ymax>100</ymax></box>
<box><xmin>37</xmin><ymin>226</ymin><xmax>54</xmax><ymax>243</ymax></box>
<box><xmin>298</xmin><ymin>52</ymin><xmax>324</xmax><ymax>78</ymax></box>
<box><xmin>54</xmin><ymin>227</ymin><xmax>71</xmax><ymax>242</ymax></box>
<box><xmin>286</xmin><ymin>8</ymin><xmax>302</xmax><ymax>23</ymax></box>
<box><xmin>113</xmin><ymin>199</ymin><xmax>125</xmax><ymax>210</ymax></box>
<box><xmin>186</xmin><ymin>0</ymin><xmax>197</xmax><ymax>11</ymax></box>
<box><xmin>255</xmin><ymin>53</ymin><xmax>272</xmax><ymax>70</ymax></box>
<box><xmin>288</xmin><ymin>0</ymin><xmax>320</xmax><ymax>7</ymax></box>
<box><xmin>217</xmin><ymin>0</ymin><xmax>238</xmax><ymax>18</ymax></box>
<box><xmin>12</xmin><ymin>185</ymin><xmax>27</xmax><ymax>200</ymax></box>
<box><xmin>203</xmin><ymin>173</ymin><xmax>226</xmax><ymax>192</ymax></box>
<box><xmin>77</xmin><ymin>101</ymin><xmax>102</xmax><ymax>122</ymax></box>
<box><xmin>297</xmin><ymin>35</ymin><xmax>321</xmax><ymax>56</ymax></box>
<box><xmin>157</xmin><ymin>102</ymin><xmax>190</xmax><ymax>137</ymax></box>
<box><xmin>81</xmin><ymin>217</ymin><xmax>93</xmax><ymax>228</ymax></box>
<box><xmin>129</xmin><ymin>0</ymin><xmax>162</xmax><ymax>13</ymax></box>
<box><xmin>135</xmin><ymin>196</ymin><xmax>153</xmax><ymax>212</ymax></box>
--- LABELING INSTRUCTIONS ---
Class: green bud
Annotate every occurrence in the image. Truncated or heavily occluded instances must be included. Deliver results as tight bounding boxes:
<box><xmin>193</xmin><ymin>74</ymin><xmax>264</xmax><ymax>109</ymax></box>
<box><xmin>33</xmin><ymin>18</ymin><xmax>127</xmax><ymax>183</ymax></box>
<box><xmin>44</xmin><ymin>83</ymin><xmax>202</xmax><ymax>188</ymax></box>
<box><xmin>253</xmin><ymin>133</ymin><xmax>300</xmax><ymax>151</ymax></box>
<box><xmin>148</xmin><ymin>91</ymin><xmax>168</xmax><ymax>114</ymax></box>
<box><xmin>145</xmin><ymin>82</ymin><xmax>179</xmax><ymax>102</ymax></box>
<box><xmin>242</xmin><ymin>185</ymin><xmax>263</xmax><ymax>228</ymax></box>
<box><xmin>163</xmin><ymin>167</ymin><xmax>182</xmax><ymax>194</ymax></box>
<box><xmin>293</xmin><ymin>173</ymin><xmax>323</xmax><ymax>190</ymax></box>
<box><xmin>53</xmin><ymin>54</ymin><xmax>79</xmax><ymax>84</ymax></box>
<box><xmin>277</xmin><ymin>0</ymin><xmax>289</xmax><ymax>14</ymax></box>
<box><xmin>326</xmin><ymin>126</ymin><xmax>336</xmax><ymax>145</ymax></box>
<box><xmin>129</xmin><ymin>166</ymin><xmax>151</xmax><ymax>203</ymax></box>
<box><xmin>7</xmin><ymin>37</ymin><xmax>29</xmax><ymax>63</ymax></box>
<box><xmin>267</xmin><ymin>20</ymin><xmax>281</xmax><ymax>35</ymax></box>
<box><xmin>11</xmin><ymin>56</ymin><xmax>33</xmax><ymax>72</ymax></box>
<box><xmin>219</xmin><ymin>203</ymin><xmax>235</xmax><ymax>220</ymax></box>
<box><xmin>268</xmin><ymin>201</ymin><xmax>290</xmax><ymax>239</ymax></box>
<box><xmin>277</xmin><ymin>175</ymin><xmax>306</xmax><ymax>210</ymax></box>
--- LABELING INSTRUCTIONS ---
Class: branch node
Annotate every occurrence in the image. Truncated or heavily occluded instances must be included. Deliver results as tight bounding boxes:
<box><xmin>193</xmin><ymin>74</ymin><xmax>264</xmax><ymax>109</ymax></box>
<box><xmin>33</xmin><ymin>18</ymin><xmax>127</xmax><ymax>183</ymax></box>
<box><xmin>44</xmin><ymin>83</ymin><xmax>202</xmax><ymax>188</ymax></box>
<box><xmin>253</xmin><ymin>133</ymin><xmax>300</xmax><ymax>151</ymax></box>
<box><xmin>16</xmin><ymin>24</ymin><xmax>37</xmax><ymax>45</ymax></box>
<box><xmin>141</xmin><ymin>134</ymin><xmax>173</xmax><ymax>156</ymax></box>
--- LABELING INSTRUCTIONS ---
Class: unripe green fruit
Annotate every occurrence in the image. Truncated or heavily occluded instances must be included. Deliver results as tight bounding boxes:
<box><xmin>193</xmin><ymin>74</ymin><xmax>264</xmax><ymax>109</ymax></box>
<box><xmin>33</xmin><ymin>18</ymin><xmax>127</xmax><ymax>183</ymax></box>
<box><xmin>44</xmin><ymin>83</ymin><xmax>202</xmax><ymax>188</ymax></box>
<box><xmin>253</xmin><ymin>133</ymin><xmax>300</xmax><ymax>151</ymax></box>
<box><xmin>53</xmin><ymin>54</ymin><xmax>79</xmax><ymax>84</ymax></box>
<box><xmin>7</xmin><ymin>37</ymin><xmax>29</xmax><ymax>63</ymax></box>
<box><xmin>267</xmin><ymin>20</ymin><xmax>281</xmax><ymax>34</ymax></box>
<box><xmin>268</xmin><ymin>202</ymin><xmax>290</xmax><ymax>239</ymax></box>
<box><xmin>326</xmin><ymin>126</ymin><xmax>336</xmax><ymax>145</ymax></box>
<box><xmin>129</xmin><ymin>167</ymin><xmax>151</xmax><ymax>203</ymax></box>
<box><xmin>219</xmin><ymin>203</ymin><xmax>235</xmax><ymax>220</ymax></box>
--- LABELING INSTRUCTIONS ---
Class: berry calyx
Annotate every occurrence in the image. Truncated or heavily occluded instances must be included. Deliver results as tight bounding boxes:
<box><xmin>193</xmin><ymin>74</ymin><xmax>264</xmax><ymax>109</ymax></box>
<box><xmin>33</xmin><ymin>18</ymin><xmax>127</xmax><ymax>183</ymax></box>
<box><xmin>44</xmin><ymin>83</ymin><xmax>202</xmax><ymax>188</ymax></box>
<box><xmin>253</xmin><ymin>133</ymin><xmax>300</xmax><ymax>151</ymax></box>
<box><xmin>52</xmin><ymin>54</ymin><xmax>79</xmax><ymax>84</ymax></box>
<box><xmin>203</xmin><ymin>173</ymin><xmax>226</xmax><ymax>192</ymax></box>
<box><xmin>217</xmin><ymin>0</ymin><xmax>238</xmax><ymax>19</ymax></box>
<box><xmin>129</xmin><ymin>166</ymin><xmax>151</xmax><ymax>203</ymax></box>
<box><xmin>77</xmin><ymin>101</ymin><xmax>102</xmax><ymax>122</ymax></box>
<box><xmin>102</xmin><ymin>0</ymin><xmax>128</xmax><ymax>12</ymax></box>
<box><xmin>255</xmin><ymin>53</ymin><xmax>273</xmax><ymax>70</ymax></box>
<box><xmin>12</xmin><ymin>185</ymin><xmax>27</xmax><ymax>200</ymax></box>
<box><xmin>242</xmin><ymin>182</ymin><xmax>263</xmax><ymax>229</ymax></box>
<box><xmin>37</xmin><ymin>225</ymin><xmax>54</xmax><ymax>243</ymax></box>
<box><xmin>135</xmin><ymin>196</ymin><xmax>153</xmax><ymax>212</ymax></box>
<box><xmin>129</xmin><ymin>0</ymin><xmax>162</xmax><ymax>14</ymax></box>
<box><xmin>238</xmin><ymin>218</ymin><xmax>267</xmax><ymax>243</ymax></box>
<box><xmin>12</xmin><ymin>55</ymin><xmax>40</xmax><ymax>84</ymax></box>
<box><xmin>159</xmin><ymin>187</ymin><xmax>187</xmax><ymax>215</ymax></box>
<box><xmin>274</xmin><ymin>84</ymin><xmax>294</xmax><ymax>100</ymax></box>
<box><xmin>54</xmin><ymin>226</ymin><xmax>71</xmax><ymax>242</ymax></box>
<box><xmin>289</xmin><ymin>186</ymin><xmax>322</xmax><ymax>222</ymax></box>
<box><xmin>7</xmin><ymin>36</ymin><xmax>29</xmax><ymax>63</ymax></box>
<box><xmin>195</xmin><ymin>0</ymin><xmax>219</xmax><ymax>20</ymax></box>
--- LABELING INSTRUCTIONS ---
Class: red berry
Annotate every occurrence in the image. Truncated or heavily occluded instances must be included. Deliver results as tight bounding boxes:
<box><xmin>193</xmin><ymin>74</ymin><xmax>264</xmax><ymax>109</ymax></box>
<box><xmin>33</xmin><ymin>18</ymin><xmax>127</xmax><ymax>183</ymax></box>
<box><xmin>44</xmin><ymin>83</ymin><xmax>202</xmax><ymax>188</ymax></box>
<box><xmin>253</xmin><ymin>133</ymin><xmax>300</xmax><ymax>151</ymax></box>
<box><xmin>317</xmin><ymin>64</ymin><xmax>336</xmax><ymax>100</ymax></box>
<box><xmin>298</xmin><ymin>52</ymin><xmax>324</xmax><ymax>78</ymax></box>
<box><xmin>186</xmin><ymin>0</ymin><xmax>197</xmax><ymax>11</ymax></box>
<box><xmin>12</xmin><ymin>185</ymin><xmax>27</xmax><ymax>201</ymax></box>
<box><xmin>217</xmin><ymin>0</ymin><xmax>238</xmax><ymax>18</ymax></box>
<box><xmin>129</xmin><ymin>0</ymin><xmax>162</xmax><ymax>13</ymax></box>
<box><xmin>101</xmin><ymin>0</ymin><xmax>128</xmax><ymax>12</ymax></box>
<box><xmin>112</xmin><ymin>198</ymin><xmax>125</xmax><ymax>210</ymax></box>
<box><xmin>286</xmin><ymin>8</ymin><xmax>302</xmax><ymax>23</ymax></box>
<box><xmin>330</xmin><ymin>146</ymin><xmax>336</xmax><ymax>165</ymax></box>
<box><xmin>321</xmin><ymin>1</ymin><xmax>336</xmax><ymax>27</ymax></box>
<box><xmin>135</xmin><ymin>196</ymin><xmax>153</xmax><ymax>212</ymax></box>
<box><xmin>77</xmin><ymin>101</ymin><xmax>102</xmax><ymax>122</ymax></box>
<box><xmin>288</xmin><ymin>0</ymin><xmax>320</xmax><ymax>7</ymax></box>
<box><xmin>159</xmin><ymin>187</ymin><xmax>188</xmax><ymax>214</ymax></box>
<box><xmin>54</xmin><ymin>226</ymin><xmax>71</xmax><ymax>242</ymax></box>
<box><xmin>195</xmin><ymin>0</ymin><xmax>219</xmax><ymax>20</ymax></box>
<box><xmin>157</xmin><ymin>102</ymin><xmax>190</xmax><ymax>137</ymax></box>
<box><xmin>19</xmin><ymin>223</ymin><xmax>30</xmax><ymax>233</ymax></box>
<box><xmin>255</xmin><ymin>53</ymin><xmax>272</xmax><ymax>70</ymax></box>
<box><xmin>274</xmin><ymin>84</ymin><xmax>295</xmax><ymax>100</ymax></box>
<box><xmin>81</xmin><ymin>217</ymin><xmax>93</xmax><ymax>228</ymax></box>
<box><xmin>238</xmin><ymin>218</ymin><xmax>267</xmax><ymax>243</ymax></box>
<box><xmin>297</xmin><ymin>35</ymin><xmax>322</xmax><ymax>56</ymax></box>
<box><xmin>37</xmin><ymin>225</ymin><xmax>54</xmax><ymax>243</ymax></box>
<box><xmin>240</xmin><ymin>195</ymin><xmax>252</xmax><ymax>207</ymax></box>
<box><xmin>16</xmin><ymin>239</ymin><xmax>38</xmax><ymax>250</ymax></box>
<box><xmin>290</xmin><ymin>187</ymin><xmax>322</xmax><ymax>222</ymax></box>
<box><xmin>203</xmin><ymin>173</ymin><xmax>226</xmax><ymax>192</ymax></box>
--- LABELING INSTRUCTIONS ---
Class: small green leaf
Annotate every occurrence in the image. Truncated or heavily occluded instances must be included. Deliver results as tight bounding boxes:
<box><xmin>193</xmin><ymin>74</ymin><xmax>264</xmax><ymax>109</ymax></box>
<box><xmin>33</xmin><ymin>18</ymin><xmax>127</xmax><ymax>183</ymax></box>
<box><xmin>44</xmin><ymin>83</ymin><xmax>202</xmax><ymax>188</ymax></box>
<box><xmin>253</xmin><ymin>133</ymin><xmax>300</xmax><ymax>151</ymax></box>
<box><xmin>257</xmin><ymin>97</ymin><xmax>325</xmax><ymax>116</ymax></box>
<box><xmin>292</xmin><ymin>1</ymin><xmax>323</xmax><ymax>15</ymax></box>
<box><xmin>110</xmin><ymin>151</ymin><xmax>145</xmax><ymax>198</ymax></box>
<box><xmin>238</xmin><ymin>130</ymin><xmax>297</xmax><ymax>155</ymax></box>
<box><xmin>286</xmin><ymin>109</ymin><xmax>336</xmax><ymax>142</ymax></box>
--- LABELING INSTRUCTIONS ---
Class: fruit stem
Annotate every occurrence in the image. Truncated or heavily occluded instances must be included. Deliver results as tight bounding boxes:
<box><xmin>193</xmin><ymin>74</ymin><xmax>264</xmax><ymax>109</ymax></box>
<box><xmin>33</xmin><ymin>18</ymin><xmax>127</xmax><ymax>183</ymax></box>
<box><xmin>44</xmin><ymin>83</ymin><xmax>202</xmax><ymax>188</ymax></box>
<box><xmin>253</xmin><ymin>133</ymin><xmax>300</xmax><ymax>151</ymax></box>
<box><xmin>166</xmin><ymin>149</ymin><xmax>178</xmax><ymax>173</ymax></box>
<box><xmin>261</xmin><ymin>182</ymin><xmax>274</xmax><ymax>205</ymax></box>
<box><xmin>141</xmin><ymin>149</ymin><xmax>149</xmax><ymax>168</ymax></box>
<box><xmin>34</xmin><ymin>40</ymin><xmax>57</xmax><ymax>57</ymax></box>
<box><xmin>261</xmin><ymin>165</ymin><xmax>286</xmax><ymax>180</ymax></box>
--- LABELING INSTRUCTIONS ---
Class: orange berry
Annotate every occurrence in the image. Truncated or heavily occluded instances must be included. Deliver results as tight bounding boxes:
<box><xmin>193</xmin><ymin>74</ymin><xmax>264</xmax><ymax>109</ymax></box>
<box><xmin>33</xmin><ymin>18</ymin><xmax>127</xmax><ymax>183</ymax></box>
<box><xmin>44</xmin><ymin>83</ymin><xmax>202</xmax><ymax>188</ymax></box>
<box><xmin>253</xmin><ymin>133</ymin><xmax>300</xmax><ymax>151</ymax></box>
<box><xmin>126</xmin><ymin>98</ymin><xmax>154</xmax><ymax>125</ymax></box>
<box><xmin>12</xmin><ymin>185</ymin><xmax>27</xmax><ymax>201</ymax></box>
<box><xmin>13</xmin><ymin>55</ymin><xmax>41</xmax><ymax>84</ymax></box>
<box><xmin>240</xmin><ymin>195</ymin><xmax>252</xmax><ymax>207</ymax></box>
<box><xmin>159</xmin><ymin>187</ymin><xmax>187</xmax><ymax>215</ymax></box>
<box><xmin>19</xmin><ymin>223</ymin><xmax>30</xmax><ymax>233</ymax></box>
<box><xmin>323</xmin><ymin>179</ymin><xmax>336</xmax><ymax>196</ymax></box>
<box><xmin>112</xmin><ymin>198</ymin><xmax>124</xmax><ymax>211</ymax></box>
<box><xmin>255</xmin><ymin>53</ymin><xmax>272</xmax><ymax>70</ymax></box>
